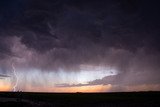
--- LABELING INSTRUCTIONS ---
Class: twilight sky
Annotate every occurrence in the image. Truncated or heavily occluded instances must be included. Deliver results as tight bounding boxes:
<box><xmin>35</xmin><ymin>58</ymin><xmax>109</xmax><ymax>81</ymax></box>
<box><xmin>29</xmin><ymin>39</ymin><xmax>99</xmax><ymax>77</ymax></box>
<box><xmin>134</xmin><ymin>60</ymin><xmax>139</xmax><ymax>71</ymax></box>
<box><xmin>0</xmin><ymin>0</ymin><xmax>160</xmax><ymax>92</ymax></box>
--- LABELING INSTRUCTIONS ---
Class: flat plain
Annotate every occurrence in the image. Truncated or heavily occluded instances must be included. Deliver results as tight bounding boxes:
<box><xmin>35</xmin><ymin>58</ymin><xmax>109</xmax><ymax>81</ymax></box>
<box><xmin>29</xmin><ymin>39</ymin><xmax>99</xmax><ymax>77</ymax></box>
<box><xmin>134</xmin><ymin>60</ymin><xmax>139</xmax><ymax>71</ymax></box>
<box><xmin>0</xmin><ymin>91</ymin><xmax>160</xmax><ymax>107</ymax></box>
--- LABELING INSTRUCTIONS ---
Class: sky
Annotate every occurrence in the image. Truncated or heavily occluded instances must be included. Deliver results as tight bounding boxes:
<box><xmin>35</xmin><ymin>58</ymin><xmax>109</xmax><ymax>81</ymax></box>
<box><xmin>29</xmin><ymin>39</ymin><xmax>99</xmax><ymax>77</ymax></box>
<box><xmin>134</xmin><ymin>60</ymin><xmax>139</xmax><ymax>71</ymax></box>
<box><xmin>0</xmin><ymin>0</ymin><xmax>160</xmax><ymax>92</ymax></box>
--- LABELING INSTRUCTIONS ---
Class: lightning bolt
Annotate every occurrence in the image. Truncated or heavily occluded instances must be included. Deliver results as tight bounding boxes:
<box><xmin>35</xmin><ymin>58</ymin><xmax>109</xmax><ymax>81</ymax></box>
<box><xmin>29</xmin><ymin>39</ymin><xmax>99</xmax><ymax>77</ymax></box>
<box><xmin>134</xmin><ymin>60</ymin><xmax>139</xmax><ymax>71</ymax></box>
<box><xmin>12</xmin><ymin>63</ymin><xmax>18</xmax><ymax>92</ymax></box>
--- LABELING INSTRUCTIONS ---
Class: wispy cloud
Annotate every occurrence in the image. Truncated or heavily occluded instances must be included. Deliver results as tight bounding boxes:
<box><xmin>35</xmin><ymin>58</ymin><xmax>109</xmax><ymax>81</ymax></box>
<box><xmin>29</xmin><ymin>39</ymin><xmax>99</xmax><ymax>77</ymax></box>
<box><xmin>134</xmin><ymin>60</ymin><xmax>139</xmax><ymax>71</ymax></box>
<box><xmin>0</xmin><ymin>74</ymin><xmax>10</xmax><ymax>79</ymax></box>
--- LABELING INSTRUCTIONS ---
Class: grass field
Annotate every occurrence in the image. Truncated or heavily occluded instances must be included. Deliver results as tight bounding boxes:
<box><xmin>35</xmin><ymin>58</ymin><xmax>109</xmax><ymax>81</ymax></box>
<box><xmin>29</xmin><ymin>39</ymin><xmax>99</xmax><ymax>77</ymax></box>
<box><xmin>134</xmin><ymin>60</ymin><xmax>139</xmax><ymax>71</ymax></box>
<box><xmin>0</xmin><ymin>91</ymin><xmax>160</xmax><ymax>107</ymax></box>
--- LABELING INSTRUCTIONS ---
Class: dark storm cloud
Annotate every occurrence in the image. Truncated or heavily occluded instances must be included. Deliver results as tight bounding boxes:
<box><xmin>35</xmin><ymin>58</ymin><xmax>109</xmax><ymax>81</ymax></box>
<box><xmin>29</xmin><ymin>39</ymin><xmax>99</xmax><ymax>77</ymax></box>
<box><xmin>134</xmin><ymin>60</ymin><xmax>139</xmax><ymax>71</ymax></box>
<box><xmin>55</xmin><ymin>83</ymin><xmax>89</xmax><ymax>87</ymax></box>
<box><xmin>0</xmin><ymin>74</ymin><xmax>10</xmax><ymax>77</ymax></box>
<box><xmin>1</xmin><ymin>0</ymin><xmax>159</xmax><ymax>52</ymax></box>
<box><xmin>0</xmin><ymin>0</ymin><xmax>160</xmax><ymax>77</ymax></box>
<box><xmin>0</xmin><ymin>73</ymin><xmax>10</xmax><ymax>78</ymax></box>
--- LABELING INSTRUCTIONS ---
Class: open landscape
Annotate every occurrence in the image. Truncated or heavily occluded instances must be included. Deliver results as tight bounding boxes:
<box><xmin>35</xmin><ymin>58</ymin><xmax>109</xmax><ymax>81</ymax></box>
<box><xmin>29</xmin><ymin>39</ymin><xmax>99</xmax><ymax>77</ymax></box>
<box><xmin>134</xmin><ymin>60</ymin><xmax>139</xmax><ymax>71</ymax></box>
<box><xmin>0</xmin><ymin>91</ymin><xmax>160</xmax><ymax>107</ymax></box>
<box><xmin>0</xmin><ymin>1</ymin><xmax>160</xmax><ymax>107</ymax></box>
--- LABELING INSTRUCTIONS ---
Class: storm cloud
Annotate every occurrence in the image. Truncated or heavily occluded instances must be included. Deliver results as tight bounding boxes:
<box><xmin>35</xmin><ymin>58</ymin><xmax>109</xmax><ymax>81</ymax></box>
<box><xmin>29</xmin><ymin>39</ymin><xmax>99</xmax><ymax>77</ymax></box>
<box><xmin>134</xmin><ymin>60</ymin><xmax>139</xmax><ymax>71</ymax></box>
<box><xmin>0</xmin><ymin>0</ymin><xmax>160</xmax><ymax>91</ymax></box>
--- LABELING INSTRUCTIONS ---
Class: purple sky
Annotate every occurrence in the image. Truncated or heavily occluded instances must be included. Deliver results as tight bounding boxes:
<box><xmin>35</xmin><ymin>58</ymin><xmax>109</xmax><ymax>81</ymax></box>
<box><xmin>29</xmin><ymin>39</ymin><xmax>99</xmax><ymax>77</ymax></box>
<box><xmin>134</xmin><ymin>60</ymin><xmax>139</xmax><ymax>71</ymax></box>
<box><xmin>0</xmin><ymin>0</ymin><xmax>160</xmax><ymax>92</ymax></box>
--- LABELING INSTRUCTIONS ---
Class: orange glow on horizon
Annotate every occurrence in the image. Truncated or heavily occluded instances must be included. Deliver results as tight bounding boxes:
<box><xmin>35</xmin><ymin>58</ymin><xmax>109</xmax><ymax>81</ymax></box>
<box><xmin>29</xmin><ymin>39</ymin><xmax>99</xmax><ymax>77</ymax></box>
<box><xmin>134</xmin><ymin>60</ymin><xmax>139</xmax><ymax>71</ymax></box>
<box><xmin>18</xmin><ymin>84</ymin><xmax>160</xmax><ymax>92</ymax></box>
<box><xmin>53</xmin><ymin>84</ymin><xmax>112</xmax><ymax>92</ymax></box>
<box><xmin>23</xmin><ymin>84</ymin><xmax>112</xmax><ymax>92</ymax></box>
<box><xmin>0</xmin><ymin>79</ymin><xmax>12</xmax><ymax>91</ymax></box>
<box><xmin>1</xmin><ymin>80</ymin><xmax>160</xmax><ymax>92</ymax></box>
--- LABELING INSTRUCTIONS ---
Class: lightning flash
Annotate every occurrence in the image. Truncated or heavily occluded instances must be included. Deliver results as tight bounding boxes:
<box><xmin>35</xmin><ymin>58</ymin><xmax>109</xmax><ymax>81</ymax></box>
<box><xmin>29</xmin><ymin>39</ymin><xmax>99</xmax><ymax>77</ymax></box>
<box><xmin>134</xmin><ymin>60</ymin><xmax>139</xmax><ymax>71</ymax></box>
<box><xmin>12</xmin><ymin>63</ymin><xmax>18</xmax><ymax>92</ymax></box>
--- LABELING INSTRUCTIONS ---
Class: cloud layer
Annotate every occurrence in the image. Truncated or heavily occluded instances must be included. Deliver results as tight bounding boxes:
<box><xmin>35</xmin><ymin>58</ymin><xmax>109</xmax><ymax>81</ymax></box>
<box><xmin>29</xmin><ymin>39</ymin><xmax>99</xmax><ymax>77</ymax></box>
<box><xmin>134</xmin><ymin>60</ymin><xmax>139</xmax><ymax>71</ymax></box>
<box><xmin>0</xmin><ymin>0</ymin><xmax>160</xmax><ymax>91</ymax></box>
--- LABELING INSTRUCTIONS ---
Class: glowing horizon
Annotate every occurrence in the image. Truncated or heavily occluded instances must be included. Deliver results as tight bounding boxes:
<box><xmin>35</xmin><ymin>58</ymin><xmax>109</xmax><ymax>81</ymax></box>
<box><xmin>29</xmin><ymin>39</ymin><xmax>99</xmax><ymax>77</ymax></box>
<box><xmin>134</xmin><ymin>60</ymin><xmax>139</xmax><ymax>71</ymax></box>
<box><xmin>0</xmin><ymin>0</ymin><xmax>160</xmax><ymax>93</ymax></box>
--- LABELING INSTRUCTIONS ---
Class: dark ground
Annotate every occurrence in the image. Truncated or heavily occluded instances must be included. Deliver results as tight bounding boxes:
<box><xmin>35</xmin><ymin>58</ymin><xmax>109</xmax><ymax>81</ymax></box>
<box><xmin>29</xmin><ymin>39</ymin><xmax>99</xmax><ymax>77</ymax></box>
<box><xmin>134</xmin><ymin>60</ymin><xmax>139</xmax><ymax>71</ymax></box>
<box><xmin>0</xmin><ymin>91</ymin><xmax>160</xmax><ymax>107</ymax></box>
